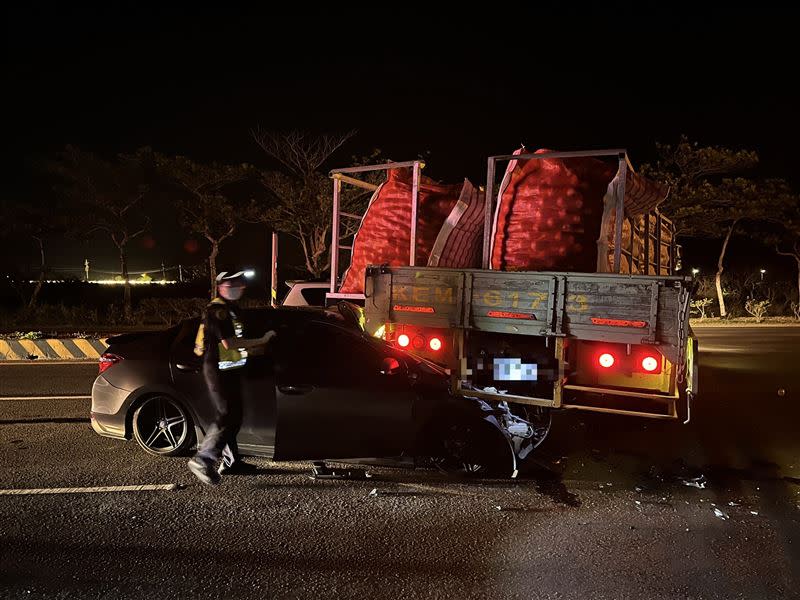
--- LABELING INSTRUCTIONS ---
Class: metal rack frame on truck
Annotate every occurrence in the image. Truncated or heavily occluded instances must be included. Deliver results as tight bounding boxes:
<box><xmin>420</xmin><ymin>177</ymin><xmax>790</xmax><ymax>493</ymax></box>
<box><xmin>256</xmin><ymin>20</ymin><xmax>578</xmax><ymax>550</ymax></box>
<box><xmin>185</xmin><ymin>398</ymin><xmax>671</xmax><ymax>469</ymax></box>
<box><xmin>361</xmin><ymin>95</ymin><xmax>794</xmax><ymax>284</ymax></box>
<box><xmin>327</xmin><ymin>159</ymin><xmax>425</xmax><ymax>303</ymax></box>
<box><xmin>483</xmin><ymin>150</ymin><xmax>679</xmax><ymax>275</ymax></box>
<box><xmin>325</xmin><ymin>150</ymin><xmax>698</xmax><ymax>425</ymax></box>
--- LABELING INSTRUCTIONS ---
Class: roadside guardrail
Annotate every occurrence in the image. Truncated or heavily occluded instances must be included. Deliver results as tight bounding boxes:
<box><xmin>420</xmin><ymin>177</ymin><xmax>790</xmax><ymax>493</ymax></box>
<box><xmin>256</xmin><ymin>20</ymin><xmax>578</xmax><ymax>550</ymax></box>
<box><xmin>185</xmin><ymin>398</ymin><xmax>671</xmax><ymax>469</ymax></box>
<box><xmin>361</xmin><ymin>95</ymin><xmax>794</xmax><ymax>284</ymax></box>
<box><xmin>0</xmin><ymin>338</ymin><xmax>108</xmax><ymax>361</ymax></box>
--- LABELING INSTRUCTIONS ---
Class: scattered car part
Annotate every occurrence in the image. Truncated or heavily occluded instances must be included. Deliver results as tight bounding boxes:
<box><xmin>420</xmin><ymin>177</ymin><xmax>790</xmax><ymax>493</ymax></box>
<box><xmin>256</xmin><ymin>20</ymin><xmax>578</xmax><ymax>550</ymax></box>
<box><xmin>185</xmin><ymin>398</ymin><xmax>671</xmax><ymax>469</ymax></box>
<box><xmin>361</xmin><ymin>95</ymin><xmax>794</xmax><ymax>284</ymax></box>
<box><xmin>310</xmin><ymin>461</ymin><xmax>372</xmax><ymax>480</ymax></box>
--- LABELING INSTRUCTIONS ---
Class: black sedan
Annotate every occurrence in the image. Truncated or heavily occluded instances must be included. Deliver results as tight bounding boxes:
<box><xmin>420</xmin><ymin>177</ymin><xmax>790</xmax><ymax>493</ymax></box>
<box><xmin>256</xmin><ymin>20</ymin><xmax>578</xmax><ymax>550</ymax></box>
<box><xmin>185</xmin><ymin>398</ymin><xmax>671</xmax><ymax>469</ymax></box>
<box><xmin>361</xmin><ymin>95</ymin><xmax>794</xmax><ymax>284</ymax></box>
<box><xmin>90</xmin><ymin>306</ymin><xmax>541</xmax><ymax>476</ymax></box>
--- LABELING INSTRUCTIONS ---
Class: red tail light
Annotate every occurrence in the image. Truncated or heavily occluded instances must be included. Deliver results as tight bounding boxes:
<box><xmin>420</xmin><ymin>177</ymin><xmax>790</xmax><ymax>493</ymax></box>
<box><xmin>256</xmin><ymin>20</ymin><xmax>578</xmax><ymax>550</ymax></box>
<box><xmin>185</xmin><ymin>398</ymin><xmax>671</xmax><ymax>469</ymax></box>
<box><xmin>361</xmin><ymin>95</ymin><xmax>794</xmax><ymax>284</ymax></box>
<box><xmin>429</xmin><ymin>337</ymin><xmax>442</xmax><ymax>351</ymax></box>
<box><xmin>99</xmin><ymin>353</ymin><xmax>122</xmax><ymax>374</ymax></box>
<box><xmin>597</xmin><ymin>353</ymin><xmax>615</xmax><ymax>369</ymax></box>
<box><xmin>641</xmin><ymin>355</ymin><xmax>660</xmax><ymax>373</ymax></box>
<box><xmin>396</xmin><ymin>334</ymin><xmax>410</xmax><ymax>348</ymax></box>
<box><xmin>412</xmin><ymin>335</ymin><xmax>426</xmax><ymax>350</ymax></box>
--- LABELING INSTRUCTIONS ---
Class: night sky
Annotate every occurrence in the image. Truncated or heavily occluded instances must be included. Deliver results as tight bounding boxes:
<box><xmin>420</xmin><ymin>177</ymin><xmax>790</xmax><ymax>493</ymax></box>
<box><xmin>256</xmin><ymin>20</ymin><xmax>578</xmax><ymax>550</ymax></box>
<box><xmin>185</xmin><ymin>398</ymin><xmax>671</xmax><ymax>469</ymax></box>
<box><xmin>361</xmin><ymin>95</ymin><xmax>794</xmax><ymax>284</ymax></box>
<box><xmin>5</xmin><ymin>4</ymin><xmax>800</xmax><ymax>277</ymax></box>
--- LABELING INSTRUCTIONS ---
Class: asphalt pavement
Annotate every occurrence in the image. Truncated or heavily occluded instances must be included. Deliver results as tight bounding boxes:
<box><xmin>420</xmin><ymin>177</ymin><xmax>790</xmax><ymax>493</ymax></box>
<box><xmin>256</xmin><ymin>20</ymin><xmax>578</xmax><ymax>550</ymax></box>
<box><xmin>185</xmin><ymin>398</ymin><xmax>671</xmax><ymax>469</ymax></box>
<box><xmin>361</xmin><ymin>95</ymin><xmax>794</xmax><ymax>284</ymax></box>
<box><xmin>0</xmin><ymin>363</ymin><xmax>96</xmax><ymax>398</ymax></box>
<box><xmin>0</xmin><ymin>327</ymin><xmax>798</xmax><ymax>599</ymax></box>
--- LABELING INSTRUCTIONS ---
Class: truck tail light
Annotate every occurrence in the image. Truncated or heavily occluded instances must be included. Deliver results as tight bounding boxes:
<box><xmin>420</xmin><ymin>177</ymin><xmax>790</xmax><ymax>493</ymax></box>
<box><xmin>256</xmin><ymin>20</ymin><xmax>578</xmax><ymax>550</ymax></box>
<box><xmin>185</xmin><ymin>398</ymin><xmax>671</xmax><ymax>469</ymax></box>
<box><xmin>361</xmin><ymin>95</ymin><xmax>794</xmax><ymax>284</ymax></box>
<box><xmin>99</xmin><ymin>353</ymin><xmax>122</xmax><ymax>374</ymax></box>
<box><xmin>429</xmin><ymin>337</ymin><xmax>442</xmax><ymax>351</ymax></box>
<box><xmin>412</xmin><ymin>335</ymin><xmax>425</xmax><ymax>350</ymax></box>
<box><xmin>641</xmin><ymin>356</ymin><xmax>658</xmax><ymax>372</ymax></box>
<box><xmin>397</xmin><ymin>334</ymin><xmax>410</xmax><ymax>348</ymax></box>
<box><xmin>640</xmin><ymin>355</ymin><xmax>661</xmax><ymax>374</ymax></box>
<box><xmin>597</xmin><ymin>352</ymin><xmax>615</xmax><ymax>369</ymax></box>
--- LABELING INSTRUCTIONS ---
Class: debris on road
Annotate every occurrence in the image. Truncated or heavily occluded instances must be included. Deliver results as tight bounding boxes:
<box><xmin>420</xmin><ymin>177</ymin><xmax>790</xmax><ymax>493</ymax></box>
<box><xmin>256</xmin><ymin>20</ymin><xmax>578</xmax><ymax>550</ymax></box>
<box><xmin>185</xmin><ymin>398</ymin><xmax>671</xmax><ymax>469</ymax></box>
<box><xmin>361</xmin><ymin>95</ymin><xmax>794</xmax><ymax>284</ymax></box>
<box><xmin>367</xmin><ymin>487</ymin><xmax>428</xmax><ymax>499</ymax></box>
<box><xmin>310</xmin><ymin>461</ymin><xmax>372</xmax><ymax>481</ymax></box>
<box><xmin>713</xmin><ymin>508</ymin><xmax>730</xmax><ymax>520</ymax></box>
<box><xmin>682</xmin><ymin>475</ymin><xmax>707</xmax><ymax>489</ymax></box>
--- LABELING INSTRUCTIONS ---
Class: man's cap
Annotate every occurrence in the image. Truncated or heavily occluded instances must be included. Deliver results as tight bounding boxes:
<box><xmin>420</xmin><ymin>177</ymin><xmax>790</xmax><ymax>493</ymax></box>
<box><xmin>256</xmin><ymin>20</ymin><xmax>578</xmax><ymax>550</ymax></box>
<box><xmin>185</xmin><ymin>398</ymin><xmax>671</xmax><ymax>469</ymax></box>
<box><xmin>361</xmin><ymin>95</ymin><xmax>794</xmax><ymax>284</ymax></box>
<box><xmin>216</xmin><ymin>271</ymin><xmax>246</xmax><ymax>284</ymax></box>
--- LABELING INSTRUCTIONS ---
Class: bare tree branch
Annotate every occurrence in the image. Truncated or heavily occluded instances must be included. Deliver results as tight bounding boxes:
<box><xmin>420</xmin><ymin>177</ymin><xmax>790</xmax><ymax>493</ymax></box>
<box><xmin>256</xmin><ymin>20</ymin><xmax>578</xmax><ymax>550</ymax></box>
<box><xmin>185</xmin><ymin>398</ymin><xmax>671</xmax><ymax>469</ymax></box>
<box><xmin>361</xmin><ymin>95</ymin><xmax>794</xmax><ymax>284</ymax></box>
<box><xmin>156</xmin><ymin>154</ymin><xmax>252</xmax><ymax>295</ymax></box>
<box><xmin>251</xmin><ymin>128</ymin><xmax>356</xmax><ymax>178</ymax></box>
<box><xmin>246</xmin><ymin>132</ymin><xmax>379</xmax><ymax>278</ymax></box>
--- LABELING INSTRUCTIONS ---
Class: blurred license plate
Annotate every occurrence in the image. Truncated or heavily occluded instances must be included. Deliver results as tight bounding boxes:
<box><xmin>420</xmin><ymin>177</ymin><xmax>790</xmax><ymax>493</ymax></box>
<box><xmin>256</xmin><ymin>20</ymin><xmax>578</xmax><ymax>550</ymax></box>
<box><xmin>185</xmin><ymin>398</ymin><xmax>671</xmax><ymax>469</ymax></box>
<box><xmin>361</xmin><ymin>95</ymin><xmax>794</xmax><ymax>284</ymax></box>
<box><xmin>493</xmin><ymin>358</ymin><xmax>537</xmax><ymax>382</ymax></box>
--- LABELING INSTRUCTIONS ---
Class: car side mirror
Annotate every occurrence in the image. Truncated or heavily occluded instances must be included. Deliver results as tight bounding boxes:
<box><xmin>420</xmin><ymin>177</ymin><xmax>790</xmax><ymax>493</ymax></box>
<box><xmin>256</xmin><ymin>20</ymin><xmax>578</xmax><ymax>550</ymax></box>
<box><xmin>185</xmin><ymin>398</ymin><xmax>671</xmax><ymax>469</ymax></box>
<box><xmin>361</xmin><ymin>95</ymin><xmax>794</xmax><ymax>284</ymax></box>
<box><xmin>380</xmin><ymin>357</ymin><xmax>403</xmax><ymax>376</ymax></box>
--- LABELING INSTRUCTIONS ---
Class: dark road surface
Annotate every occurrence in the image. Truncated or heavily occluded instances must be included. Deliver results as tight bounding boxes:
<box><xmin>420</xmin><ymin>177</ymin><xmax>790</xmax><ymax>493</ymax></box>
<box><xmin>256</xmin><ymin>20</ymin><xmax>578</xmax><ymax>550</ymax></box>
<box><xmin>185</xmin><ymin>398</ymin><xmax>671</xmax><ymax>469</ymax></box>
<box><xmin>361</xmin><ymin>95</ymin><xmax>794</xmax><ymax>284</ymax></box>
<box><xmin>1</xmin><ymin>327</ymin><xmax>798</xmax><ymax>599</ymax></box>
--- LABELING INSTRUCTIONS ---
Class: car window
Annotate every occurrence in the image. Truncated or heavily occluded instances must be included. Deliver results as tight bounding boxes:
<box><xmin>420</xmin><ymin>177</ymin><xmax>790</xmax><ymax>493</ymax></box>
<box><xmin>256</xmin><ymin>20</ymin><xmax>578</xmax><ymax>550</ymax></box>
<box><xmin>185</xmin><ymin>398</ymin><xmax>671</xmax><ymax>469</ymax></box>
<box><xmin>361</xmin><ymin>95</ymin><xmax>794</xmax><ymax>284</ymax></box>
<box><xmin>300</xmin><ymin>287</ymin><xmax>327</xmax><ymax>306</ymax></box>
<box><xmin>242</xmin><ymin>308</ymin><xmax>283</xmax><ymax>336</ymax></box>
<box><xmin>172</xmin><ymin>319</ymin><xmax>201</xmax><ymax>365</ymax></box>
<box><xmin>277</xmin><ymin>321</ymin><xmax>384</xmax><ymax>383</ymax></box>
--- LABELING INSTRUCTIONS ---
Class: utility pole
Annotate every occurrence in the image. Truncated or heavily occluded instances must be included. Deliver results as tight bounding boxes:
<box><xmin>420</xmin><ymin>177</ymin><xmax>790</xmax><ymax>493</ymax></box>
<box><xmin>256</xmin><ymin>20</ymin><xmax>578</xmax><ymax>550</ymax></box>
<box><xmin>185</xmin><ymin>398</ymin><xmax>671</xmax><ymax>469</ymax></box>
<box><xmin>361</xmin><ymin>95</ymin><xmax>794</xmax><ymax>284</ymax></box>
<box><xmin>161</xmin><ymin>261</ymin><xmax>166</xmax><ymax>282</ymax></box>
<box><xmin>84</xmin><ymin>259</ymin><xmax>90</xmax><ymax>282</ymax></box>
<box><xmin>271</xmin><ymin>232</ymin><xmax>278</xmax><ymax>307</ymax></box>
<box><xmin>178</xmin><ymin>264</ymin><xmax>184</xmax><ymax>283</ymax></box>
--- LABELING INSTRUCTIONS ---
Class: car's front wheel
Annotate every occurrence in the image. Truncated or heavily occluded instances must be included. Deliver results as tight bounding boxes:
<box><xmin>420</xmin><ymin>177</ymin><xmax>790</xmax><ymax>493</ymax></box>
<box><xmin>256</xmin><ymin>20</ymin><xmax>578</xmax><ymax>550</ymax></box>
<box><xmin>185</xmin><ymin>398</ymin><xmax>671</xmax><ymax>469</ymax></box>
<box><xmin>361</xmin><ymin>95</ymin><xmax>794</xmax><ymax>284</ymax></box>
<box><xmin>131</xmin><ymin>395</ymin><xmax>194</xmax><ymax>456</ymax></box>
<box><xmin>431</xmin><ymin>417</ymin><xmax>517</xmax><ymax>478</ymax></box>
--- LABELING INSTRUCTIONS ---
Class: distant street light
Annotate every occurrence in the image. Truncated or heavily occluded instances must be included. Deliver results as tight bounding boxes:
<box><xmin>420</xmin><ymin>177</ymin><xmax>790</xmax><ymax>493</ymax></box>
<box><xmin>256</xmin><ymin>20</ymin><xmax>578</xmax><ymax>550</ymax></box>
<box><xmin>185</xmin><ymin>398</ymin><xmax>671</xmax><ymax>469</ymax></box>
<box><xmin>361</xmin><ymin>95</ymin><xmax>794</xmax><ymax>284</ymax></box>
<box><xmin>760</xmin><ymin>268</ymin><xmax>766</xmax><ymax>282</ymax></box>
<box><xmin>244</xmin><ymin>269</ymin><xmax>256</xmax><ymax>279</ymax></box>
<box><xmin>691</xmin><ymin>268</ymin><xmax>700</xmax><ymax>276</ymax></box>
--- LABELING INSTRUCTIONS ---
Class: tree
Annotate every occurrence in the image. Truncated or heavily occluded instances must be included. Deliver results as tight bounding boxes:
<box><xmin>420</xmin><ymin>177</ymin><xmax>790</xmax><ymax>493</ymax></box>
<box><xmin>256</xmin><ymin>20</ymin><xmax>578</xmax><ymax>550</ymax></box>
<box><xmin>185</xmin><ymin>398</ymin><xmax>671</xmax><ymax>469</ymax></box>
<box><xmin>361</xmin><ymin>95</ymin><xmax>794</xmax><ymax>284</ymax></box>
<box><xmin>642</xmin><ymin>136</ymin><xmax>758</xmax><ymax>196</ymax></box>
<box><xmin>672</xmin><ymin>178</ymin><xmax>787</xmax><ymax>317</ymax></box>
<box><xmin>773</xmin><ymin>199</ymin><xmax>800</xmax><ymax>307</ymax></box>
<box><xmin>19</xmin><ymin>204</ymin><xmax>72</xmax><ymax>308</ymax></box>
<box><xmin>48</xmin><ymin>146</ymin><xmax>152</xmax><ymax>319</ymax></box>
<box><xmin>249</xmin><ymin>129</ymin><xmax>379</xmax><ymax>279</ymax></box>
<box><xmin>0</xmin><ymin>200</ymin><xmax>71</xmax><ymax>309</ymax></box>
<box><xmin>155</xmin><ymin>155</ymin><xmax>253</xmax><ymax>295</ymax></box>
<box><xmin>643</xmin><ymin>137</ymin><xmax>786</xmax><ymax>317</ymax></box>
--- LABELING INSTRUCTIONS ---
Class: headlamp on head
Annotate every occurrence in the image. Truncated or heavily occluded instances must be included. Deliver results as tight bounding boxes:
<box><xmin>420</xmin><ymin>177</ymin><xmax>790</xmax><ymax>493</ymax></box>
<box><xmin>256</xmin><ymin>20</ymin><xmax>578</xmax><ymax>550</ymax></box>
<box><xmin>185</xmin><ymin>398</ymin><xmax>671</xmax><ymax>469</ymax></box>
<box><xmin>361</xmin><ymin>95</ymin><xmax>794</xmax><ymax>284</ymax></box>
<box><xmin>216</xmin><ymin>271</ymin><xmax>246</xmax><ymax>285</ymax></box>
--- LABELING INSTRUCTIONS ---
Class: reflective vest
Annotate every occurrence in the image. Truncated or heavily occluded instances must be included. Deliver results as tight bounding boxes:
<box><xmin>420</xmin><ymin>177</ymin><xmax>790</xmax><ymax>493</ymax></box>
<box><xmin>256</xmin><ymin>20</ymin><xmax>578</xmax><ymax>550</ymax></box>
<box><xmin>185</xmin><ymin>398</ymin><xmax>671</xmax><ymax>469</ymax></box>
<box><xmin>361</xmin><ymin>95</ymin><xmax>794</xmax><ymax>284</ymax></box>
<box><xmin>193</xmin><ymin>297</ymin><xmax>248</xmax><ymax>371</ymax></box>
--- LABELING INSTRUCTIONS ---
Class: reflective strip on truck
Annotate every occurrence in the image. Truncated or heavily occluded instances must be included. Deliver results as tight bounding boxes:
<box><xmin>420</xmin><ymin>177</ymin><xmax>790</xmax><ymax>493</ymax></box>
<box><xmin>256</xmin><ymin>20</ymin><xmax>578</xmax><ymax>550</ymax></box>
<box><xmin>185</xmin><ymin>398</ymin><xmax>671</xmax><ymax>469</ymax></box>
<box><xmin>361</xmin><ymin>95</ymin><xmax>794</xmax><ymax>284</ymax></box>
<box><xmin>393</xmin><ymin>305</ymin><xmax>435</xmax><ymax>313</ymax></box>
<box><xmin>590</xmin><ymin>317</ymin><xmax>648</xmax><ymax>328</ymax></box>
<box><xmin>487</xmin><ymin>310</ymin><xmax>536</xmax><ymax>320</ymax></box>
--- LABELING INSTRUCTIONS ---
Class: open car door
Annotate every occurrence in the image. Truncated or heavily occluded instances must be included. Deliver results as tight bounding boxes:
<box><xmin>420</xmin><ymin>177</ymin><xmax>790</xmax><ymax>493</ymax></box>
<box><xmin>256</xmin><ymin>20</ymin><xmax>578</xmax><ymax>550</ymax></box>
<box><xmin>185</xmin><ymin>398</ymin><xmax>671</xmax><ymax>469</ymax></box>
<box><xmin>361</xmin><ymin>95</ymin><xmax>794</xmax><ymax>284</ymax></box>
<box><xmin>272</xmin><ymin>319</ymin><xmax>415</xmax><ymax>460</ymax></box>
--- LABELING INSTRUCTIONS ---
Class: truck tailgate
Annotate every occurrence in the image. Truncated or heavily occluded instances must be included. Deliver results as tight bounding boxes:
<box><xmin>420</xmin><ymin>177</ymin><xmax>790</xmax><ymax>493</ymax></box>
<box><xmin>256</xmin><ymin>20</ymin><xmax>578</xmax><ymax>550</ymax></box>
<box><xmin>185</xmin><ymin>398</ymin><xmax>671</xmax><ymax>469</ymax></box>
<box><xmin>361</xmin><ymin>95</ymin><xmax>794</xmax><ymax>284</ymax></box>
<box><xmin>365</xmin><ymin>266</ymin><xmax>691</xmax><ymax>364</ymax></box>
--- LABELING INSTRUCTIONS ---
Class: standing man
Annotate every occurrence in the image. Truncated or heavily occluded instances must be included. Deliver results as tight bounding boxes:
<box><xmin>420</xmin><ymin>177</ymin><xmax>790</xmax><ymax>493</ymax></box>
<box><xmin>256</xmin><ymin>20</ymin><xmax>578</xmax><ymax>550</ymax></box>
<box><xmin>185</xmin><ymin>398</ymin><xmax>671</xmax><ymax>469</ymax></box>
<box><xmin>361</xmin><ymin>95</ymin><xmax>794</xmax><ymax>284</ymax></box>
<box><xmin>188</xmin><ymin>271</ymin><xmax>276</xmax><ymax>485</ymax></box>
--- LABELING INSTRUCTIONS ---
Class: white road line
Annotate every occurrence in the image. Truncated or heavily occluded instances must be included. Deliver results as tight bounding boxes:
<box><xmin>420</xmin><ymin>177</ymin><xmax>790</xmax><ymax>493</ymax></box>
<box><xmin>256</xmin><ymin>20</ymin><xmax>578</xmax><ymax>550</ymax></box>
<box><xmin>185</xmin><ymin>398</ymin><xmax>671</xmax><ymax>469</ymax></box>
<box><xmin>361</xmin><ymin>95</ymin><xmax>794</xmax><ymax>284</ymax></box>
<box><xmin>0</xmin><ymin>484</ymin><xmax>180</xmax><ymax>496</ymax></box>
<box><xmin>0</xmin><ymin>395</ymin><xmax>92</xmax><ymax>401</ymax></box>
